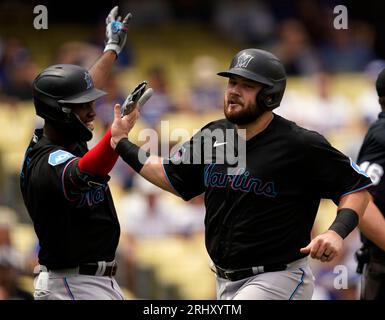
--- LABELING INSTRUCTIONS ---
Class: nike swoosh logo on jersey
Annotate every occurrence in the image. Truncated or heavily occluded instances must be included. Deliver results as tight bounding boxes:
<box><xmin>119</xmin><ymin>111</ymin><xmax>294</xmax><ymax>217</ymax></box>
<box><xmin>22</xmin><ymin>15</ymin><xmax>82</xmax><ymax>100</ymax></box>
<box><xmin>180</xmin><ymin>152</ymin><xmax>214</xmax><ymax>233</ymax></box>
<box><xmin>213</xmin><ymin>141</ymin><xmax>227</xmax><ymax>147</ymax></box>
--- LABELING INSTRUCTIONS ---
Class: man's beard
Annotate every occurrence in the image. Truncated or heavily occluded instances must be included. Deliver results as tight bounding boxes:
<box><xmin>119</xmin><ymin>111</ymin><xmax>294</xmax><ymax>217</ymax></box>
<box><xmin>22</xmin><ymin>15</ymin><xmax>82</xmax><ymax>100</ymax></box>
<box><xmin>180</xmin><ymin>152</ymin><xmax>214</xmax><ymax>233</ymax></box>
<box><xmin>224</xmin><ymin>98</ymin><xmax>265</xmax><ymax>125</ymax></box>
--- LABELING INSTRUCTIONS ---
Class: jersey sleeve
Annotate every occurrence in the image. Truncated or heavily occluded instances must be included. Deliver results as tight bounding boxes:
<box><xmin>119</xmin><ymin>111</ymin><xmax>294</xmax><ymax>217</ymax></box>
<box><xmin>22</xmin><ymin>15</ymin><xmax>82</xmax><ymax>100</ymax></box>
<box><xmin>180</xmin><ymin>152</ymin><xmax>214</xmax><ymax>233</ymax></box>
<box><xmin>357</xmin><ymin>130</ymin><xmax>385</xmax><ymax>210</ymax></box>
<box><xmin>303</xmin><ymin>131</ymin><xmax>372</xmax><ymax>204</ymax></box>
<box><xmin>162</xmin><ymin>130</ymin><xmax>206</xmax><ymax>201</ymax></box>
<box><xmin>36</xmin><ymin>148</ymin><xmax>110</xmax><ymax>204</ymax></box>
<box><xmin>61</xmin><ymin>158</ymin><xmax>110</xmax><ymax>202</ymax></box>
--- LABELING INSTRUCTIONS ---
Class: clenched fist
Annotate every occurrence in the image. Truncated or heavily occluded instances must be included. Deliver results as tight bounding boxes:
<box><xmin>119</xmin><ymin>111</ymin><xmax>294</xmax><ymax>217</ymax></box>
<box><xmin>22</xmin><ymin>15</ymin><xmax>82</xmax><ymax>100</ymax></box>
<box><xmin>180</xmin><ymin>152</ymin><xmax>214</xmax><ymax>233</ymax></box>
<box><xmin>300</xmin><ymin>230</ymin><xmax>343</xmax><ymax>262</ymax></box>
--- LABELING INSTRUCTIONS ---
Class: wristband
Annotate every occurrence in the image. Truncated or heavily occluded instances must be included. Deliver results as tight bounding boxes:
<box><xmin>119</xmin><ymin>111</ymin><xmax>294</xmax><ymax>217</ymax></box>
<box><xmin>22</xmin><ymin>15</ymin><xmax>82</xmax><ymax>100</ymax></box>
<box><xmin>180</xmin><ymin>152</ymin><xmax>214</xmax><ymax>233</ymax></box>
<box><xmin>103</xmin><ymin>44</ymin><xmax>120</xmax><ymax>57</ymax></box>
<box><xmin>115</xmin><ymin>138</ymin><xmax>150</xmax><ymax>173</ymax></box>
<box><xmin>328</xmin><ymin>208</ymin><xmax>359</xmax><ymax>239</ymax></box>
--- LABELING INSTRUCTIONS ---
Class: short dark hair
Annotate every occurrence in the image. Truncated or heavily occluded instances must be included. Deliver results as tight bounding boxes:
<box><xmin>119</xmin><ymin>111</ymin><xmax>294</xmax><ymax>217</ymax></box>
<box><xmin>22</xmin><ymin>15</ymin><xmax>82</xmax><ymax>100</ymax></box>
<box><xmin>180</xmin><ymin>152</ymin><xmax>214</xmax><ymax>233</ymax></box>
<box><xmin>376</xmin><ymin>68</ymin><xmax>385</xmax><ymax>98</ymax></box>
<box><xmin>379</xmin><ymin>97</ymin><xmax>385</xmax><ymax>111</ymax></box>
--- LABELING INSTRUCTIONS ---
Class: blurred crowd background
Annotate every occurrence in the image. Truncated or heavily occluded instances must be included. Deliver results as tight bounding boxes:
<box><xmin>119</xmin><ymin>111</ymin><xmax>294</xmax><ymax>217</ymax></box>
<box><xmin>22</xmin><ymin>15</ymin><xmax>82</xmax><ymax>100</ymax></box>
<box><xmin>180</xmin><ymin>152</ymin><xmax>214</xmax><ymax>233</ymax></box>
<box><xmin>0</xmin><ymin>0</ymin><xmax>384</xmax><ymax>300</ymax></box>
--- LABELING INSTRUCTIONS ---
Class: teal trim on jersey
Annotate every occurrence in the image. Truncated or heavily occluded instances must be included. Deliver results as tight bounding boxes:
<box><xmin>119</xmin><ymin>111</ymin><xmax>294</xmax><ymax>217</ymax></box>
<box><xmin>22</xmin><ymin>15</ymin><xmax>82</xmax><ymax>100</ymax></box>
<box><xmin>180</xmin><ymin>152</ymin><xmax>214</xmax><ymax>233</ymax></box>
<box><xmin>340</xmin><ymin>183</ymin><xmax>373</xmax><ymax>198</ymax></box>
<box><xmin>63</xmin><ymin>277</ymin><xmax>75</xmax><ymax>300</ymax></box>
<box><xmin>349</xmin><ymin>157</ymin><xmax>370</xmax><ymax>178</ymax></box>
<box><xmin>289</xmin><ymin>268</ymin><xmax>305</xmax><ymax>300</ymax></box>
<box><xmin>110</xmin><ymin>279</ymin><xmax>125</xmax><ymax>300</ymax></box>
<box><xmin>161</xmin><ymin>158</ymin><xmax>182</xmax><ymax>197</ymax></box>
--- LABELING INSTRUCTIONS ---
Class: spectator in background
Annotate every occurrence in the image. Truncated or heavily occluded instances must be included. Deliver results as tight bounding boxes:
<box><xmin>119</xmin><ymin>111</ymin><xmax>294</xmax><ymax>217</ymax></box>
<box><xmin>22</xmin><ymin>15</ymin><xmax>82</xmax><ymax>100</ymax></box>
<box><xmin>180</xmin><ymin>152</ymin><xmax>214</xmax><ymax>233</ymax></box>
<box><xmin>0</xmin><ymin>206</ymin><xmax>33</xmax><ymax>300</ymax></box>
<box><xmin>272</xmin><ymin>84</ymin><xmax>306</xmax><ymax>127</ymax></box>
<box><xmin>0</xmin><ymin>38</ymin><xmax>38</xmax><ymax>102</ymax></box>
<box><xmin>0</xmin><ymin>151</ymin><xmax>5</xmax><ymax>204</ymax></box>
<box><xmin>319</xmin><ymin>21</ymin><xmax>376</xmax><ymax>73</ymax></box>
<box><xmin>276</xmin><ymin>72</ymin><xmax>352</xmax><ymax>137</ymax></box>
<box><xmin>170</xmin><ymin>0</ymin><xmax>213</xmax><ymax>22</ymax></box>
<box><xmin>140</xmin><ymin>66</ymin><xmax>177</xmax><ymax>127</ymax></box>
<box><xmin>0</xmin><ymin>246</ymin><xmax>32</xmax><ymax>300</ymax></box>
<box><xmin>0</xmin><ymin>207</ymin><xmax>15</xmax><ymax>247</ymax></box>
<box><xmin>95</xmin><ymin>70</ymin><xmax>126</xmax><ymax>130</ymax></box>
<box><xmin>171</xmin><ymin>195</ymin><xmax>205</xmax><ymax>237</ymax></box>
<box><xmin>53</xmin><ymin>41</ymin><xmax>101</xmax><ymax>69</ymax></box>
<box><xmin>120</xmin><ymin>0</ymin><xmax>172</xmax><ymax>27</ymax></box>
<box><xmin>300</xmin><ymin>72</ymin><xmax>352</xmax><ymax>136</ymax></box>
<box><xmin>120</xmin><ymin>176</ymin><xmax>194</xmax><ymax>239</ymax></box>
<box><xmin>118</xmin><ymin>175</ymin><xmax>201</xmax><ymax>294</ymax></box>
<box><xmin>356</xmin><ymin>59</ymin><xmax>385</xmax><ymax>127</ymax></box>
<box><xmin>273</xmin><ymin>19</ymin><xmax>321</xmax><ymax>76</ymax></box>
<box><xmin>294</xmin><ymin>0</ymin><xmax>332</xmax><ymax>44</ymax></box>
<box><xmin>213</xmin><ymin>0</ymin><xmax>275</xmax><ymax>45</ymax></box>
<box><xmin>188</xmin><ymin>55</ymin><xmax>223</xmax><ymax>113</ymax></box>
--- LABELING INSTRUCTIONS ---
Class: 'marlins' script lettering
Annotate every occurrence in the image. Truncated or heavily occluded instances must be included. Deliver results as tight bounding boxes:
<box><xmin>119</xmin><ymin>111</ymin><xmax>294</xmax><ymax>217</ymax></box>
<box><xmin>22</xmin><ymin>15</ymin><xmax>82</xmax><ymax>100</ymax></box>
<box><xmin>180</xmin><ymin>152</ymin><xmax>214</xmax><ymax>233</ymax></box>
<box><xmin>204</xmin><ymin>164</ymin><xmax>277</xmax><ymax>197</ymax></box>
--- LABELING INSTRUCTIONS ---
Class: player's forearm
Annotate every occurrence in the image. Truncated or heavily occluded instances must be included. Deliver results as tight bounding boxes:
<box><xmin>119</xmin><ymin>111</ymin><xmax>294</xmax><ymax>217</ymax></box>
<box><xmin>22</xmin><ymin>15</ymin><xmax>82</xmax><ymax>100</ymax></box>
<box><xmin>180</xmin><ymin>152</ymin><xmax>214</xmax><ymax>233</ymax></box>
<box><xmin>359</xmin><ymin>200</ymin><xmax>385</xmax><ymax>251</ymax></box>
<box><xmin>338</xmin><ymin>189</ymin><xmax>370</xmax><ymax>219</ymax></box>
<box><xmin>78</xmin><ymin>128</ymin><xmax>119</xmax><ymax>176</ymax></box>
<box><xmin>88</xmin><ymin>51</ymin><xmax>117</xmax><ymax>90</ymax></box>
<box><xmin>114</xmin><ymin>138</ymin><xmax>178</xmax><ymax>196</ymax></box>
<box><xmin>327</xmin><ymin>190</ymin><xmax>370</xmax><ymax>239</ymax></box>
<box><xmin>139</xmin><ymin>155</ymin><xmax>179</xmax><ymax>195</ymax></box>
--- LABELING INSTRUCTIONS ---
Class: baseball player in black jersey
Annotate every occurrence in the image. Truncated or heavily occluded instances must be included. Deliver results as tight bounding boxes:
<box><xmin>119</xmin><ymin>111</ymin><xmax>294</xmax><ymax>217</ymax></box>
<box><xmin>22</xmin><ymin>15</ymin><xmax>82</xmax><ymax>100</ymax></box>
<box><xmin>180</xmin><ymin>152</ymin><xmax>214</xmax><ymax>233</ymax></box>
<box><xmin>20</xmin><ymin>7</ymin><xmax>139</xmax><ymax>300</ymax></box>
<box><xmin>110</xmin><ymin>48</ymin><xmax>372</xmax><ymax>299</ymax></box>
<box><xmin>355</xmin><ymin>68</ymin><xmax>385</xmax><ymax>300</ymax></box>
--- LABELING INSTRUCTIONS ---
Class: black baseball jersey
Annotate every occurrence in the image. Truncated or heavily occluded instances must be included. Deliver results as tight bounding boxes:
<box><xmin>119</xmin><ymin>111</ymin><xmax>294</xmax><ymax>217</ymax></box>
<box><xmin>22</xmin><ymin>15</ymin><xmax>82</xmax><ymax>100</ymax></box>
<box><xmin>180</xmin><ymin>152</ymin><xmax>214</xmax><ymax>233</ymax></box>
<box><xmin>20</xmin><ymin>129</ymin><xmax>120</xmax><ymax>270</ymax></box>
<box><xmin>163</xmin><ymin>114</ymin><xmax>372</xmax><ymax>269</ymax></box>
<box><xmin>357</xmin><ymin>111</ymin><xmax>385</xmax><ymax>250</ymax></box>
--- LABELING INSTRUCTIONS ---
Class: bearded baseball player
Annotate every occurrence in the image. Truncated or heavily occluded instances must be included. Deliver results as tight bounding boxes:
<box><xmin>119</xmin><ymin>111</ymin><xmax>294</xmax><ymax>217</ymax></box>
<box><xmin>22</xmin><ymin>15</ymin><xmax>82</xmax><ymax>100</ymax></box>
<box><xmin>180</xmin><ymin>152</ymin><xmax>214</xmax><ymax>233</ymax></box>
<box><xmin>110</xmin><ymin>48</ymin><xmax>372</xmax><ymax>299</ymax></box>
<box><xmin>20</xmin><ymin>7</ymin><xmax>140</xmax><ymax>300</ymax></box>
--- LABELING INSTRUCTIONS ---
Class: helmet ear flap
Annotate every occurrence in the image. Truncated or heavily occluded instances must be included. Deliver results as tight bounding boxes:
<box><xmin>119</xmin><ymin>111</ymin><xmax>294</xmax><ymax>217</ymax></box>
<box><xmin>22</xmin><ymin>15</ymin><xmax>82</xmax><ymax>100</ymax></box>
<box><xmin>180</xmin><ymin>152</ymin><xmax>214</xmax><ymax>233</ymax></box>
<box><xmin>256</xmin><ymin>81</ymin><xmax>286</xmax><ymax>111</ymax></box>
<box><xmin>256</xmin><ymin>88</ymin><xmax>267</xmax><ymax>111</ymax></box>
<box><xmin>257</xmin><ymin>87</ymin><xmax>276</xmax><ymax>111</ymax></box>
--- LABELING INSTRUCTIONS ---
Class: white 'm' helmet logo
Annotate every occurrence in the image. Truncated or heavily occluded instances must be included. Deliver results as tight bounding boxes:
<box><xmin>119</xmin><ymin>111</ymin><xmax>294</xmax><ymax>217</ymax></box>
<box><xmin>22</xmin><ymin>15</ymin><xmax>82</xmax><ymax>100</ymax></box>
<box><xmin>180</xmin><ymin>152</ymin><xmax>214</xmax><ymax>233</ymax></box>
<box><xmin>235</xmin><ymin>53</ymin><xmax>254</xmax><ymax>69</ymax></box>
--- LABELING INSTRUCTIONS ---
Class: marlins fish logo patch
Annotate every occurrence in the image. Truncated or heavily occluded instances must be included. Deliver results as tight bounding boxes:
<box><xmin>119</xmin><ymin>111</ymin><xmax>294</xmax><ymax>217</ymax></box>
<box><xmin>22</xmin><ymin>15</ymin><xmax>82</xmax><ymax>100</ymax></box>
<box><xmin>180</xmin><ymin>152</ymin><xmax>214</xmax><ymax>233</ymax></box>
<box><xmin>48</xmin><ymin>150</ymin><xmax>75</xmax><ymax>166</ymax></box>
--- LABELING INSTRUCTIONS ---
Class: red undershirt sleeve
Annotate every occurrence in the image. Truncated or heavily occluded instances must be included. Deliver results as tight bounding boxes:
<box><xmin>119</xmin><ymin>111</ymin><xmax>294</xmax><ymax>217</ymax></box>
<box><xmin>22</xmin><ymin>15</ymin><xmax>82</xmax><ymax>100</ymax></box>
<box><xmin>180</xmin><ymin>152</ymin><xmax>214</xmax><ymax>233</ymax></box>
<box><xmin>78</xmin><ymin>128</ymin><xmax>119</xmax><ymax>177</ymax></box>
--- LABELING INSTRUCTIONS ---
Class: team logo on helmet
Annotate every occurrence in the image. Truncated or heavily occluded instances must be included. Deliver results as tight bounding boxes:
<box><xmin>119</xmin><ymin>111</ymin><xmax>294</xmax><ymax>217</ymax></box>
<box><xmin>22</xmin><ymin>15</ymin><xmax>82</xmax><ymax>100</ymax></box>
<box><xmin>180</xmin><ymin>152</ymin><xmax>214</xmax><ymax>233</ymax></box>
<box><xmin>235</xmin><ymin>53</ymin><xmax>254</xmax><ymax>69</ymax></box>
<box><xmin>84</xmin><ymin>72</ymin><xmax>93</xmax><ymax>89</ymax></box>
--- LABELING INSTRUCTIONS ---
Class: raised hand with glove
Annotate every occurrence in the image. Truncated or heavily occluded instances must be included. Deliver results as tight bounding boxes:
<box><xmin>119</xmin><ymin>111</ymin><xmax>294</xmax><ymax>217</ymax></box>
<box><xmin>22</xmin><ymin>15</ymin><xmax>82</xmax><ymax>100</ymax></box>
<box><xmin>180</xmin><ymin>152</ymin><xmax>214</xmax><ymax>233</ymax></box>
<box><xmin>111</xmin><ymin>81</ymin><xmax>153</xmax><ymax>149</ymax></box>
<box><xmin>120</xmin><ymin>81</ymin><xmax>154</xmax><ymax>117</ymax></box>
<box><xmin>104</xmin><ymin>6</ymin><xmax>132</xmax><ymax>56</ymax></box>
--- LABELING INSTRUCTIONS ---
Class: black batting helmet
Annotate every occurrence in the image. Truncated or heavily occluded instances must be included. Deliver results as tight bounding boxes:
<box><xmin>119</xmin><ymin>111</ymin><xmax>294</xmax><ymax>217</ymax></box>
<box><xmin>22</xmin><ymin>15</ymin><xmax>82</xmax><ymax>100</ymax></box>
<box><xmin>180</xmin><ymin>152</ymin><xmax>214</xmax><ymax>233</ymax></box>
<box><xmin>33</xmin><ymin>64</ymin><xmax>107</xmax><ymax>141</ymax></box>
<box><xmin>218</xmin><ymin>48</ymin><xmax>287</xmax><ymax>111</ymax></box>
